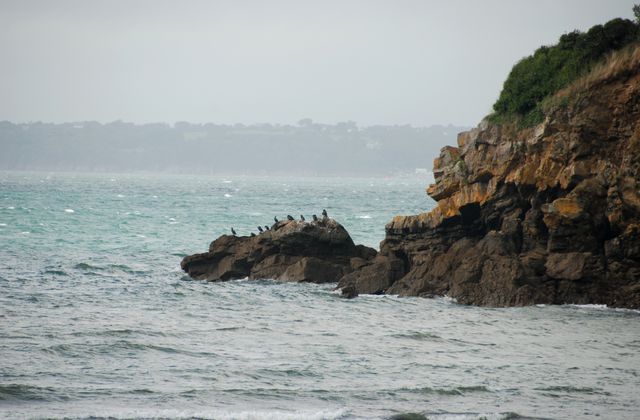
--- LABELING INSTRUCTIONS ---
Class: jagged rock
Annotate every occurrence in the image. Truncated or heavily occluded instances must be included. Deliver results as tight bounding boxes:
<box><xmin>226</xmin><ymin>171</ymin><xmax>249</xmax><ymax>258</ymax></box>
<box><xmin>339</xmin><ymin>52</ymin><xmax>640</xmax><ymax>309</ymax></box>
<box><xmin>181</xmin><ymin>218</ymin><xmax>377</xmax><ymax>284</ymax></box>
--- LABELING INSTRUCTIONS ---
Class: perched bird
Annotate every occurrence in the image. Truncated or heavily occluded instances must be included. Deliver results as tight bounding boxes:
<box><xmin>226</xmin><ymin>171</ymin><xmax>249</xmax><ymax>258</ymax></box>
<box><xmin>274</xmin><ymin>216</ymin><xmax>279</xmax><ymax>223</ymax></box>
<box><xmin>250</xmin><ymin>232</ymin><xmax>256</xmax><ymax>237</ymax></box>
<box><xmin>312</xmin><ymin>214</ymin><xmax>318</xmax><ymax>222</ymax></box>
<box><xmin>264</xmin><ymin>225</ymin><xmax>270</xmax><ymax>231</ymax></box>
<box><xmin>300</xmin><ymin>214</ymin><xmax>305</xmax><ymax>222</ymax></box>
<box><xmin>322</xmin><ymin>209</ymin><xmax>328</xmax><ymax>218</ymax></box>
<box><xmin>231</xmin><ymin>227</ymin><xmax>237</xmax><ymax>235</ymax></box>
<box><xmin>258</xmin><ymin>226</ymin><xmax>264</xmax><ymax>233</ymax></box>
<box><xmin>287</xmin><ymin>215</ymin><xmax>294</xmax><ymax>221</ymax></box>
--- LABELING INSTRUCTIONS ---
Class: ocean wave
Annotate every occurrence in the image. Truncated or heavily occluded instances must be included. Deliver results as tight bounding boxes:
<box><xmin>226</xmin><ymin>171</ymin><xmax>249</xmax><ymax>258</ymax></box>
<box><xmin>23</xmin><ymin>408</ymin><xmax>348</xmax><ymax>420</ymax></box>
<box><xmin>0</xmin><ymin>383</ymin><xmax>69</xmax><ymax>402</ymax></box>
<box><xmin>391</xmin><ymin>331</ymin><xmax>443</xmax><ymax>341</ymax></box>
<box><xmin>43</xmin><ymin>268</ymin><xmax>68</xmax><ymax>276</ymax></box>
<box><xmin>399</xmin><ymin>385</ymin><xmax>491</xmax><ymax>396</ymax></box>
<box><xmin>564</xmin><ymin>304</ymin><xmax>640</xmax><ymax>314</ymax></box>
<box><xmin>72</xmin><ymin>262</ymin><xmax>149</xmax><ymax>275</ymax></box>
<box><xmin>534</xmin><ymin>385</ymin><xmax>610</xmax><ymax>395</ymax></box>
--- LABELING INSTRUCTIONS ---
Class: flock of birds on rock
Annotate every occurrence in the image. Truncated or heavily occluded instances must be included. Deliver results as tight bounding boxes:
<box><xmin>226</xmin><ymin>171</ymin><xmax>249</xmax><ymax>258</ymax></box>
<box><xmin>230</xmin><ymin>209</ymin><xmax>328</xmax><ymax>237</ymax></box>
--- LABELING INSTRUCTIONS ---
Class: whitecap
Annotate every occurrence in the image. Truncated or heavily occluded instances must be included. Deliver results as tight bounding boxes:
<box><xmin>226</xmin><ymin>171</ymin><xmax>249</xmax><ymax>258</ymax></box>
<box><xmin>0</xmin><ymin>223</ymin><xmax>6</xmax><ymax>227</ymax></box>
<box><xmin>64</xmin><ymin>209</ymin><xmax>75</xmax><ymax>213</ymax></box>
<box><xmin>567</xmin><ymin>304</ymin><xmax>609</xmax><ymax>310</ymax></box>
<box><xmin>224</xmin><ymin>193</ymin><xmax>232</xmax><ymax>198</ymax></box>
<box><xmin>7</xmin><ymin>206</ymin><xmax>15</xmax><ymax>210</ymax></box>
<box><xmin>117</xmin><ymin>194</ymin><xmax>125</xmax><ymax>198</ymax></box>
<box><xmin>442</xmin><ymin>295</ymin><xmax>459</xmax><ymax>304</ymax></box>
<box><xmin>222</xmin><ymin>180</ymin><xmax>232</xmax><ymax>183</ymax></box>
<box><xmin>356</xmin><ymin>215</ymin><xmax>372</xmax><ymax>219</ymax></box>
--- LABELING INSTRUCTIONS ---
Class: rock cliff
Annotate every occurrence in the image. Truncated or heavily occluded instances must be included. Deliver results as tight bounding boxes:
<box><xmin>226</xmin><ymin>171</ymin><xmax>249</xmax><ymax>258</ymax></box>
<box><xmin>339</xmin><ymin>48</ymin><xmax>640</xmax><ymax>308</ymax></box>
<box><xmin>182</xmin><ymin>218</ymin><xmax>377</xmax><ymax>284</ymax></box>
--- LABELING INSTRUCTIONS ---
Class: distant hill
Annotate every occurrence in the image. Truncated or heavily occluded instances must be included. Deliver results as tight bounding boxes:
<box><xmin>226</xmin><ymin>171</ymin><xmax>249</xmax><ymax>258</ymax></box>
<box><xmin>0</xmin><ymin>120</ymin><xmax>469</xmax><ymax>176</ymax></box>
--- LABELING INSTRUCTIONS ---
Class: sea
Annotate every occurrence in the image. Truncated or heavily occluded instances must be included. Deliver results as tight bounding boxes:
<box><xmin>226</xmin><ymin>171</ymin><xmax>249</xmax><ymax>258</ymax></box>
<box><xmin>1</xmin><ymin>171</ymin><xmax>639</xmax><ymax>420</ymax></box>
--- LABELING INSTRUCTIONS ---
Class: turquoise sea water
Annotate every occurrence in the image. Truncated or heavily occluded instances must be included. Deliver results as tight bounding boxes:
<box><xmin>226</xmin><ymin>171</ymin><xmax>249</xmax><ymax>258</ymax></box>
<box><xmin>1</xmin><ymin>171</ymin><xmax>639</xmax><ymax>420</ymax></box>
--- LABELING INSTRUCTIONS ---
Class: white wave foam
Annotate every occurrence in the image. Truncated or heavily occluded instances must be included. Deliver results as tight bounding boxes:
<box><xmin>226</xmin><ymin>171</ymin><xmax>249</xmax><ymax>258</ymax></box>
<box><xmin>442</xmin><ymin>295</ymin><xmax>458</xmax><ymax>304</ymax></box>
<box><xmin>64</xmin><ymin>209</ymin><xmax>75</xmax><ymax>213</ymax></box>
<box><xmin>7</xmin><ymin>206</ymin><xmax>15</xmax><ymax>210</ymax></box>
<box><xmin>356</xmin><ymin>215</ymin><xmax>372</xmax><ymax>219</ymax></box>
<box><xmin>568</xmin><ymin>304</ymin><xmax>608</xmax><ymax>310</ymax></box>
<box><xmin>117</xmin><ymin>194</ymin><xmax>125</xmax><ymax>198</ymax></box>
<box><xmin>0</xmin><ymin>223</ymin><xmax>6</xmax><ymax>227</ymax></box>
<box><xmin>223</xmin><ymin>180</ymin><xmax>232</xmax><ymax>183</ymax></box>
<box><xmin>566</xmin><ymin>304</ymin><xmax>640</xmax><ymax>313</ymax></box>
<box><xmin>224</xmin><ymin>193</ymin><xmax>233</xmax><ymax>198</ymax></box>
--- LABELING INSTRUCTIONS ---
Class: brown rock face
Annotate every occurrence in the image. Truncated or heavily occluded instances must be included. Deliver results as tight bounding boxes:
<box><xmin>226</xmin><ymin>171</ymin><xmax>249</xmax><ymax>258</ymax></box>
<box><xmin>339</xmin><ymin>62</ymin><xmax>640</xmax><ymax>308</ymax></box>
<box><xmin>181</xmin><ymin>218</ymin><xmax>377</xmax><ymax>284</ymax></box>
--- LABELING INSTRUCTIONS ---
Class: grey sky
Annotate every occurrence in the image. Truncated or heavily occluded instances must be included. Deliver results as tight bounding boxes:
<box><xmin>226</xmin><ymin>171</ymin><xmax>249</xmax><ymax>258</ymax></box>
<box><xmin>0</xmin><ymin>0</ymin><xmax>636</xmax><ymax>126</ymax></box>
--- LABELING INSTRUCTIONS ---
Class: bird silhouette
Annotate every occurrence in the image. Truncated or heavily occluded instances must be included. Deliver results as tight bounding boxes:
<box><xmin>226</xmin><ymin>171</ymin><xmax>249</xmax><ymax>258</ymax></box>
<box><xmin>300</xmin><ymin>214</ymin><xmax>305</xmax><ymax>222</ymax></box>
<box><xmin>322</xmin><ymin>209</ymin><xmax>328</xmax><ymax>218</ymax></box>
<box><xmin>250</xmin><ymin>232</ymin><xmax>256</xmax><ymax>237</ymax></box>
<box><xmin>274</xmin><ymin>216</ymin><xmax>279</xmax><ymax>223</ymax></box>
<box><xmin>231</xmin><ymin>227</ymin><xmax>237</xmax><ymax>235</ymax></box>
<box><xmin>312</xmin><ymin>214</ymin><xmax>318</xmax><ymax>222</ymax></box>
<box><xmin>287</xmin><ymin>215</ymin><xmax>294</xmax><ymax>221</ymax></box>
<box><xmin>258</xmin><ymin>226</ymin><xmax>264</xmax><ymax>233</ymax></box>
<box><xmin>264</xmin><ymin>225</ymin><xmax>270</xmax><ymax>231</ymax></box>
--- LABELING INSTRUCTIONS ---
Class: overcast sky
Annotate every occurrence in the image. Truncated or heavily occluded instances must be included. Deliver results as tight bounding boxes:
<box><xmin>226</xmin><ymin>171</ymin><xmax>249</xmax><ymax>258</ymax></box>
<box><xmin>0</xmin><ymin>0</ymin><xmax>637</xmax><ymax>126</ymax></box>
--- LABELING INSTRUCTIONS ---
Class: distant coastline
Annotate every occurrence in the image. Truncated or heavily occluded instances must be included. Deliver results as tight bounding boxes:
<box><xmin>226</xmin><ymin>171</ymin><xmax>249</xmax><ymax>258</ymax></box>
<box><xmin>0</xmin><ymin>120</ymin><xmax>469</xmax><ymax>176</ymax></box>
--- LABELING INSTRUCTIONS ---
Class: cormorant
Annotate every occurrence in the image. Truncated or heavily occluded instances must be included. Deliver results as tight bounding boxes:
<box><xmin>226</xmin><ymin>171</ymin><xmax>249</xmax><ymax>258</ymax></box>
<box><xmin>322</xmin><ymin>209</ymin><xmax>328</xmax><ymax>218</ymax></box>
<box><xmin>231</xmin><ymin>227</ymin><xmax>237</xmax><ymax>235</ymax></box>
<box><xmin>300</xmin><ymin>215</ymin><xmax>305</xmax><ymax>222</ymax></box>
<box><xmin>264</xmin><ymin>225</ymin><xmax>270</xmax><ymax>231</ymax></box>
<box><xmin>258</xmin><ymin>226</ymin><xmax>264</xmax><ymax>233</ymax></box>
<box><xmin>274</xmin><ymin>216</ymin><xmax>279</xmax><ymax>223</ymax></box>
<box><xmin>312</xmin><ymin>214</ymin><xmax>318</xmax><ymax>222</ymax></box>
<box><xmin>287</xmin><ymin>215</ymin><xmax>294</xmax><ymax>221</ymax></box>
<box><xmin>250</xmin><ymin>232</ymin><xmax>256</xmax><ymax>237</ymax></box>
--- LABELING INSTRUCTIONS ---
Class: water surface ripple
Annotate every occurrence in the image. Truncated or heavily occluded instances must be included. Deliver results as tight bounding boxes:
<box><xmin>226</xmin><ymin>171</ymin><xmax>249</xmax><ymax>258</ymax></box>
<box><xmin>1</xmin><ymin>172</ymin><xmax>639</xmax><ymax>419</ymax></box>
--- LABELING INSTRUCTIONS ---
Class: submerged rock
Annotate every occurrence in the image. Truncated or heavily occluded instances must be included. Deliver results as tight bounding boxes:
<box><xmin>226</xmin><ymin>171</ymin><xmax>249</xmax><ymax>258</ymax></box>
<box><xmin>181</xmin><ymin>218</ymin><xmax>377</xmax><ymax>284</ymax></box>
<box><xmin>339</xmin><ymin>49</ymin><xmax>640</xmax><ymax>309</ymax></box>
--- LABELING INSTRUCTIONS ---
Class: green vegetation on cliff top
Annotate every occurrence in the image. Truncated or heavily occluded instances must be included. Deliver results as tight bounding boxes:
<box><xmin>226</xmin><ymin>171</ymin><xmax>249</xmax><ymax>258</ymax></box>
<box><xmin>491</xmin><ymin>15</ymin><xmax>640</xmax><ymax>126</ymax></box>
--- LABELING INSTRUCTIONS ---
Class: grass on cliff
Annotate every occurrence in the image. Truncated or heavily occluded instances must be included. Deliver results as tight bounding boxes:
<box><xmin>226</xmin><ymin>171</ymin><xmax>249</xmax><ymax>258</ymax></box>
<box><xmin>489</xmin><ymin>17</ymin><xmax>640</xmax><ymax>127</ymax></box>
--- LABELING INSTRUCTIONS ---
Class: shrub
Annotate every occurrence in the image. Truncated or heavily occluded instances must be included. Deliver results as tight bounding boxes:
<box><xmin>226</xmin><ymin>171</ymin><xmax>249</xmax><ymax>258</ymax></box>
<box><xmin>492</xmin><ymin>17</ymin><xmax>639</xmax><ymax>126</ymax></box>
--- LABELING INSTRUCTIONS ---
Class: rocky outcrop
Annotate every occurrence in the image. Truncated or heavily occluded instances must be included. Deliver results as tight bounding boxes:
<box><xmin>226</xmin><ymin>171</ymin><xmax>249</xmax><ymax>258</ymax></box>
<box><xmin>181</xmin><ymin>218</ymin><xmax>377</xmax><ymax>284</ymax></box>
<box><xmin>339</xmin><ymin>54</ymin><xmax>640</xmax><ymax>308</ymax></box>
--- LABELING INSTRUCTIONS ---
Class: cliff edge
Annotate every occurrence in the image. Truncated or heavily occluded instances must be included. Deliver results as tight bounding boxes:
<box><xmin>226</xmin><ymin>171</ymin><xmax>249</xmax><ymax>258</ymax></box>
<box><xmin>339</xmin><ymin>47</ymin><xmax>640</xmax><ymax>308</ymax></box>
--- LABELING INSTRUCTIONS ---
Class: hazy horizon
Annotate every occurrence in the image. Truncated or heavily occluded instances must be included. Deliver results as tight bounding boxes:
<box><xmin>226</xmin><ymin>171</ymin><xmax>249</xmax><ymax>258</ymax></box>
<box><xmin>1</xmin><ymin>0</ymin><xmax>637</xmax><ymax>127</ymax></box>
